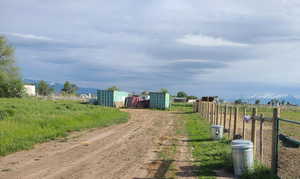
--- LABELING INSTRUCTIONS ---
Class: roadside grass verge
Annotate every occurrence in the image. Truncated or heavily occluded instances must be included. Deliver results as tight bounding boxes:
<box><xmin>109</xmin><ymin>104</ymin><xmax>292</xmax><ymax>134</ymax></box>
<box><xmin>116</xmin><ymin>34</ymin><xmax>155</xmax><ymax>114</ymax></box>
<box><xmin>172</xmin><ymin>102</ymin><xmax>278</xmax><ymax>179</ymax></box>
<box><xmin>240</xmin><ymin>163</ymin><xmax>279</xmax><ymax>179</ymax></box>
<box><xmin>185</xmin><ymin>112</ymin><xmax>232</xmax><ymax>178</ymax></box>
<box><xmin>0</xmin><ymin>98</ymin><xmax>128</xmax><ymax>156</ymax></box>
<box><xmin>172</xmin><ymin>103</ymin><xmax>232</xmax><ymax>178</ymax></box>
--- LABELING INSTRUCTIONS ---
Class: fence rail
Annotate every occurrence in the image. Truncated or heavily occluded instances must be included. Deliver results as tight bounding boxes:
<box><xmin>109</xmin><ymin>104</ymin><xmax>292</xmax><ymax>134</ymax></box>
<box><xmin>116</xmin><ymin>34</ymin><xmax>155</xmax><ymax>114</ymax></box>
<box><xmin>193</xmin><ymin>101</ymin><xmax>300</xmax><ymax>177</ymax></box>
<box><xmin>279</xmin><ymin>118</ymin><xmax>300</xmax><ymax>125</ymax></box>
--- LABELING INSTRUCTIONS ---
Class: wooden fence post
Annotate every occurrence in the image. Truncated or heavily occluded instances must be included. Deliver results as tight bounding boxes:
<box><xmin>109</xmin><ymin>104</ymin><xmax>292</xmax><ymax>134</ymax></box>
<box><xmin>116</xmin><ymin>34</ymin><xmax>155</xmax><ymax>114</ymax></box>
<box><xmin>199</xmin><ymin>102</ymin><xmax>202</xmax><ymax>116</ymax></box>
<box><xmin>243</xmin><ymin>107</ymin><xmax>246</xmax><ymax>139</ymax></box>
<box><xmin>206</xmin><ymin>102</ymin><xmax>209</xmax><ymax>119</ymax></box>
<box><xmin>213</xmin><ymin>103</ymin><xmax>216</xmax><ymax>124</ymax></box>
<box><xmin>202</xmin><ymin>102</ymin><xmax>206</xmax><ymax>118</ymax></box>
<box><xmin>219</xmin><ymin>104</ymin><xmax>223</xmax><ymax>125</ymax></box>
<box><xmin>210</xmin><ymin>103</ymin><xmax>214</xmax><ymax>124</ymax></box>
<box><xmin>233</xmin><ymin>107</ymin><xmax>238</xmax><ymax>138</ymax></box>
<box><xmin>216</xmin><ymin>104</ymin><xmax>219</xmax><ymax>125</ymax></box>
<box><xmin>204</xmin><ymin>102</ymin><xmax>206</xmax><ymax>119</ymax></box>
<box><xmin>251</xmin><ymin>108</ymin><xmax>257</xmax><ymax>156</ymax></box>
<box><xmin>202</xmin><ymin>102</ymin><xmax>204</xmax><ymax>118</ymax></box>
<box><xmin>192</xmin><ymin>102</ymin><xmax>195</xmax><ymax>112</ymax></box>
<box><xmin>271</xmin><ymin>108</ymin><xmax>280</xmax><ymax>175</ymax></box>
<box><xmin>201</xmin><ymin>102</ymin><xmax>204</xmax><ymax>117</ymax></box>
<box><xmin>199</xmin><ymin>102</ymin><xmax>201</xmax><ymax>117</ymax></box>
<box><xmin>223</xmin><ymin>105</ymin><xmax>227</xmax><ymax>128</ymax></box>
<box><xmin>259</xmin><ymin>114</ymin><xmax>264</xmax><ymax>162</ymax></box>
<box><xmin>204</xmin><ymin>102</ymin><xmax>206</xmax><ymax>118</ymax></box>
<box><xmin>207</xmin><ymin>102</ymin><xmax>211</xmax><ymax>121</ymax></box>
<box><xmin>229</xmin><ymin>106</ymin><xmax>232</xmax><ymax>138</ymax></box>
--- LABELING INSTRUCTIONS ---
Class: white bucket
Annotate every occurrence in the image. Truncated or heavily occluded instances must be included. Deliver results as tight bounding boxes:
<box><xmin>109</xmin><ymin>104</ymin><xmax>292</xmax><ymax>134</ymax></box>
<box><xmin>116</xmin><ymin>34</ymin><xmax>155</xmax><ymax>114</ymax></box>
<box><xmin>211</xmin><ymin>125</ymin><xmax>224</xmax><ymax>140</ymax></box>
<box><xmin>231</xmin><ymin>140</ymin><xmax>254</xmax><ymax>176</ymax></box>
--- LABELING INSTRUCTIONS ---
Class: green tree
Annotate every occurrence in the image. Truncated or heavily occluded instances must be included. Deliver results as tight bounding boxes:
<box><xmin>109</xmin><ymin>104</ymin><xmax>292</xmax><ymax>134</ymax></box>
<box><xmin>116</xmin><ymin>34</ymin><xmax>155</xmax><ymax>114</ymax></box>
<box><xmin>107</xmin><ymin>86</ymin><xmax>119</xmax><ymax>91</ymax></box>
<box><xmin>61</xmin><ymin>81</ymin><xmax>78</xmax><ymax>95</ymax></box>
<box><xmin>255</xmin><ymin>99</ymin><xmax>260</xmax><ymax>105</ymax></box>
<box><xmin>0</xmin><ymin>36</ymin><xmax>24</xmax><ymax>97</ymax></box>
<box><xmin>37</xmin><ymin>80</ymin><xmax>54</xmax><ymax>96</ymax></box>
<box><xmin>177</xmin><ymin>91</ymin><xmax>187</xmax><ymax>98</ymax></box>
<box><xmin>141</xmin><ymin>91</ymin><xmax>149</xmax><ymax>95</ymax></box>
<box><xmin>187</xmin><ymin>96</ymin><xmax>197</xmax><ymax>100</ymax></box>
<box><xmin>234</xmin><ymin>99</ymin><xmax>243</xmax><ymax>104</ymax></box>
<box><xmin>160</xmin><ymin>88</ymin><xmax>169</xmax><ymax>93</ymax></box>
<box><xmin>219</xmin><ymin>99</ymin><xmax>224</xmax><ymax>103</ymax></box>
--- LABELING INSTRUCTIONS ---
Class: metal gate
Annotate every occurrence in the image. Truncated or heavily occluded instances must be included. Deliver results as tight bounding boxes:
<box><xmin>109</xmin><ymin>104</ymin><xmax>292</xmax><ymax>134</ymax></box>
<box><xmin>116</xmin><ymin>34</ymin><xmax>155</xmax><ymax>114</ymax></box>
<box><xmin>272</xmin><ymin>108</ymin><xmax>300</xmax><ymax>177</ymax></box>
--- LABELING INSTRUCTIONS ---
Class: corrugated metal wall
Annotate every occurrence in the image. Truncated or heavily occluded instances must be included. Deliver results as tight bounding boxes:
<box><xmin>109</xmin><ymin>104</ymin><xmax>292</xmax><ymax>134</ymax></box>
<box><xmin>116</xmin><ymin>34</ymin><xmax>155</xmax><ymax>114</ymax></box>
<box><xmin>97</xmin><ymin>90</ymin><xmax>130</xmax><ymax>107</ymax></box>
<box><xmin>149</xmin><ymin>92</ymin><xmax>170</xmax><ymax>109</ymax></box>
<box><xmin>114</xmin><ymin>91</ymin><xmax>130</xmax><ymax>108</ymax></box>
<box><xmin>97</xmin><ymin>90</ymin><xmax>114</xmax><ymax>107</ymax></box>
<box><xmin>165</xmin><ymin>93</ymin><xmax>170</xmax><ymax>108</ymax></box>
<box><xmin>114</xmin><ymin>91</ymin><xmax>130</xmax><ymax>102</ymax></box>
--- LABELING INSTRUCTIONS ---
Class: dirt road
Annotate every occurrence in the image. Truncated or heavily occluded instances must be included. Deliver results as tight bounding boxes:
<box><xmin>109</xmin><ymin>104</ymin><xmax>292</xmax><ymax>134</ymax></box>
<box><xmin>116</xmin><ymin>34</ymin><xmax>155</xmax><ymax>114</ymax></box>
<box><xmin>0</xmin><ymin>109</ymin><xmax>181</xmax><ymax>179</ymax></box>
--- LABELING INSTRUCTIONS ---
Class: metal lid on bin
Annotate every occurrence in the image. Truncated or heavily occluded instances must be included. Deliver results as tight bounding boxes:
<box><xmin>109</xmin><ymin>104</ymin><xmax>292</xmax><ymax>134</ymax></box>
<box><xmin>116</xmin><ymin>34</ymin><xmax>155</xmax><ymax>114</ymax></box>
<box><xmin>211</xmin><ymin>125</ymin><xmax>223</xmax><ymax>129</ymax></box>
<box><xmin>232</xmin><ymin>140</ymin><xmax>253</xmax><ymax>149</ymax></box>
<box><xmin>231</xmin><ymin>139</ymin><xmax>252</xmax><ymax>145</ymax></box>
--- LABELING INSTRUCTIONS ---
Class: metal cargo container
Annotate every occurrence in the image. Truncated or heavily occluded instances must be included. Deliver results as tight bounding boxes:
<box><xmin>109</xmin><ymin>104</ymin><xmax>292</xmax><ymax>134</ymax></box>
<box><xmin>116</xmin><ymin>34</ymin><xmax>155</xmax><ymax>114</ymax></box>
<box><xmin>97</xmin><ymin>90</ymin><xmax>130</xmax><ymax>108</ymax></box>
<box><xmin>125</xmin><ymin>96</ymin><xmax>150</xmax><ymax>108</ymax></box>
<box><xmin>149</xmin><ymin>92</ymin><xmax>170</xmax><ymax>109</ymax></box>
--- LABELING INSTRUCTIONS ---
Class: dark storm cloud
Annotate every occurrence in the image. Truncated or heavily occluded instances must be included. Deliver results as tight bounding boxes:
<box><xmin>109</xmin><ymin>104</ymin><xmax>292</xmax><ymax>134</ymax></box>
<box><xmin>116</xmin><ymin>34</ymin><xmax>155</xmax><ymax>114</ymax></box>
<box><xmin>146</xmin><ymin>43</ymin><xmax>256</xmax><ymax>62</ymax></box>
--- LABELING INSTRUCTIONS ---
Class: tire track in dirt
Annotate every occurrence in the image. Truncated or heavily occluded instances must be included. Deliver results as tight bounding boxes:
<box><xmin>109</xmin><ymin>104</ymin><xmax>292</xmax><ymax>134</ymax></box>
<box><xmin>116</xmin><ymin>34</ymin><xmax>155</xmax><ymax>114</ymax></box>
<box><xmin>0</xmin><ymin>109</ymin><xmax>176</xmax><ymax>179</ymax></box>
<box><xmin>139</xmin><ymin>112</ymin><xmax>197</xmax><ymax>179</ymax></box>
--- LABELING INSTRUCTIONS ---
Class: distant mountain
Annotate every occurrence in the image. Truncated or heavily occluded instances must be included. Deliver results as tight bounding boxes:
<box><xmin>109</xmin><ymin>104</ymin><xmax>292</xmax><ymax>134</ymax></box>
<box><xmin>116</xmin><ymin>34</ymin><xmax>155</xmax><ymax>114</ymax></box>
<box><xmin>226</xmin><ymin>93</ymin><xmax>300</xmax><ymax>105</ymax></box>
<box><xmin>23</xmin><ymin>79</ymin><xmax>98</xmax><ymax>95</ymax></box>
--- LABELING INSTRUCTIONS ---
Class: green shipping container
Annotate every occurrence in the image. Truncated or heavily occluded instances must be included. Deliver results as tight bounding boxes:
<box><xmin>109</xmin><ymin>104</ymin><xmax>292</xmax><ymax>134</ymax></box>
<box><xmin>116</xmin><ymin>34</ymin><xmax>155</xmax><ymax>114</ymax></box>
<box><xmin>149</xmin><ymin>92</ymin><xmax>170</xmax><ymax>109</ymax></box>
<box><xmin>97</xmin><ymin>90</ymin><xmax>130</xmax><ymax>107</ymax></box>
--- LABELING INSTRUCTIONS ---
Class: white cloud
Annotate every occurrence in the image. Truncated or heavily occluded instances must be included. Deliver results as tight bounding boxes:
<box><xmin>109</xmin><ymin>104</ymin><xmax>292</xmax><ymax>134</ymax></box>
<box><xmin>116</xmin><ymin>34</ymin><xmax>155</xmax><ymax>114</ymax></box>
<box><xmin>176</xmin><ymin>34</ymin><xmax>249</xmax><ymax>47</ymax></box>
<box><xmin>194</xmin><ymin>41</ymin><xmax>300</xmax><ymax>86</ymax></box>
<box><xmin>171</xmin><ymin>59</ymin><xmax>210</xmax><ymax>63</ymax></box>
<box><xmin>0</xmin><ymin>32</ymin><xmax>53</xmax><ymax>41</ymax></box>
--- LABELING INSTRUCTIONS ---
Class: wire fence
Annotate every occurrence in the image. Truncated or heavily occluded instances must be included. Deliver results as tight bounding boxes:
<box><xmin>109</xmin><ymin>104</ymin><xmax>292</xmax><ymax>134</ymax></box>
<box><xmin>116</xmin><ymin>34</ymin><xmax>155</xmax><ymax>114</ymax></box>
<box><xmin>193</xmin><ymin>101</ymin><xmax>300</xmax><ymax>178</ymax></box>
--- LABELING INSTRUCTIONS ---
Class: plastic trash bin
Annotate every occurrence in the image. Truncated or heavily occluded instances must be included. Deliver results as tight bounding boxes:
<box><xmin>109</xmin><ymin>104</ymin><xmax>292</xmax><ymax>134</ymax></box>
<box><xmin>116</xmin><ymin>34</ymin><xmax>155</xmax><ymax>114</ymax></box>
<box><xmin>231</xmin><ymin>140</ymin><xmax>254</xmax><ymax>176</ymax></box>
<box><xmin>211</xmin><ymin>125</ymin><xmax>224</xmax><ymax>140</ymax></box>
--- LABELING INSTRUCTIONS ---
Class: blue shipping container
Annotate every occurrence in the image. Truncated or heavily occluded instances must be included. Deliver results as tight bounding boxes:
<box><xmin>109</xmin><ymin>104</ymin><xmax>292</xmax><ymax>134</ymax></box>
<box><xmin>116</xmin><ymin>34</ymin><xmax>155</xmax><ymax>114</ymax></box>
<box><xmin>149</xmin><ymin>92</ymin><xmax>170</xmax><ymax>109</ymax></box>
<box><xmin>97</xmin><ymin>90</ymin><xmax>130</xmax><ymax>107</ymax></box>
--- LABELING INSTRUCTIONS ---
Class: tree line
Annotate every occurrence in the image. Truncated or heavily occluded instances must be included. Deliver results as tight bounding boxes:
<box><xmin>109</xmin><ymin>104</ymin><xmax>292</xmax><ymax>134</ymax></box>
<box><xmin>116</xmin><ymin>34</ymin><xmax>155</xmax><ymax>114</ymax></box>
<box><xmin>176</xmin><ymin>91</ymin><xmax>198</xmax><ymax>100</ymax></box>
<box><xmin>234</xmin><ymin>98</ymin><xmax>293</xmax><ymax>106</ymax></box>
<box><xmin>0</xmin><ymin>36</ymin><xmax>23</xmax><ymax>97</ymax></box>
<box><xmin>36</xmin><ymin>80</ymin><xmax>78</xmax><ymax>96</ymax></box>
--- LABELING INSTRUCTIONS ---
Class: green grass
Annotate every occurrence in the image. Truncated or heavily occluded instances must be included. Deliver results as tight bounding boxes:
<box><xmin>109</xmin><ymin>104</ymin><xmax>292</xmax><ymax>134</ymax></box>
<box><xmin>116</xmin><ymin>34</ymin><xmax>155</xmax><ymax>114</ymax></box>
<box><xmin>172</xmin><ymin>103</ymin><xmax>232</xmax><ymax>178</ymax></box>
<box><xmin>237</xmin><ymin>105</ymin><xmax>300</xmax><ymax>138</ymax></box>
<box><xmin>240</xmin><ymin>163</ymin><xmax>279</xmax><ymax>179</ymax></box>
<box><xmin>170</xmin><ymin>102</ymin><xmax>193</xmax><ymax>112</ymax></box>
<box><xmin>172</xmin><ymin>102</ymin><xmax>279</xmax><ymax>179</ymax></box>
<box><xmin>0</xmin><ymin>98</ymin><xmax>128</xmax><ymax>156</ymax></box>
<box><xmin>185</xmin><ymin>113</ymin><xmax>232</xmax><ymax>178</ymax></box>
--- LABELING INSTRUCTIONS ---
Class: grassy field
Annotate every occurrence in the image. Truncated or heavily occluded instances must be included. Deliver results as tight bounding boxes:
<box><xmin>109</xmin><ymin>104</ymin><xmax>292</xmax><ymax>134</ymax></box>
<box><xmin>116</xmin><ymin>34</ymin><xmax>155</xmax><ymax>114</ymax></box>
<box><xmin>171</xmin><ymin>103</ymin><xmax>278</xmax><ymax>179</ymax></box>
<box><xmin>233</xmin><ymin>105</ymin><xmax>300</xmax><ymax>138</ymax></box>
<box><xmin>0</xmin><ymin>98</ymin><xmax>128</xmax><ymax>156</ymax></box>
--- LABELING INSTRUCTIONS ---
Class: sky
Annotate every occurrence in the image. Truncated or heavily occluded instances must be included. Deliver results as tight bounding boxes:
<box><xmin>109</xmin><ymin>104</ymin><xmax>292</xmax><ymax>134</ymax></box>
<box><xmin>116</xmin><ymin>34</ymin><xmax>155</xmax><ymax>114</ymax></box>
<box><xmin>1</xmin><ymin>0</ymin><xmax>300</xmax><ymax>98</ymax></box>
